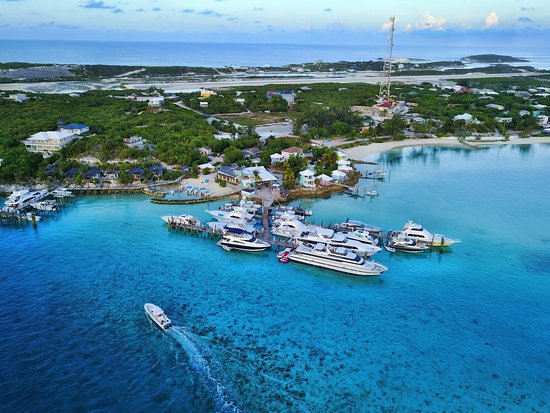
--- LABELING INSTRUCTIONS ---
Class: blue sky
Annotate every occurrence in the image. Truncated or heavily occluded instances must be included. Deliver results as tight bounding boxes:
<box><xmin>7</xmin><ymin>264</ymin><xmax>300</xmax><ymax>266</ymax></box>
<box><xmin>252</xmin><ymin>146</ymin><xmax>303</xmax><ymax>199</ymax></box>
<box><xmin>0</xmin><ymin>0</ymin><xmax>548</xmax><ymax>45</ymax></box>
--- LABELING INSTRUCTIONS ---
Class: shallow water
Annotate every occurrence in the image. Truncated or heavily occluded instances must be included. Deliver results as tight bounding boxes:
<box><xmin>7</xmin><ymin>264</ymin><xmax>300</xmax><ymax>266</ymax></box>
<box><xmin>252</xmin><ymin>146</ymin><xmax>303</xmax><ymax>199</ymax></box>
<box><xmin>1</xmin><ymin>144</ymin><xmax>549</xmax><ymax>412</ymax></box>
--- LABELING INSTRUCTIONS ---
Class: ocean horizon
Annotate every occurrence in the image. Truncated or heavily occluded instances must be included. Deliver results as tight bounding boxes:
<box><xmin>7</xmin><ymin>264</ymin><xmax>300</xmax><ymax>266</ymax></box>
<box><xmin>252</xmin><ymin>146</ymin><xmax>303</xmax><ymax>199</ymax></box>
<box><xmin>1</xmin><ymin>39</ymin><xmax>550</xmax><ymax>69</ymax></box>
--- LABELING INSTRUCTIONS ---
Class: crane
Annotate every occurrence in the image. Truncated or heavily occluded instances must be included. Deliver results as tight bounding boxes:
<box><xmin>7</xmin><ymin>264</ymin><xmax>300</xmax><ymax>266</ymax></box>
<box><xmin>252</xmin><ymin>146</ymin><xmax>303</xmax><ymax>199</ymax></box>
<box><xmin>378</xmin><ymin>17</ymin><xmax>396</xmax><ymax>105</ymax></box>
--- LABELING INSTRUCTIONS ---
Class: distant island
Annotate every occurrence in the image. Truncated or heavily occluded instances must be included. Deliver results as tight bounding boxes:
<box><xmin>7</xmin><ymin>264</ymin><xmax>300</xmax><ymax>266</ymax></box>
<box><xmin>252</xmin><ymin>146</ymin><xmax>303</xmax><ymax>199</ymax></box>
<box><xmin>462</xmin><ymin>54</ymin><xmax>529</xmax><ymax>63</ymax></box>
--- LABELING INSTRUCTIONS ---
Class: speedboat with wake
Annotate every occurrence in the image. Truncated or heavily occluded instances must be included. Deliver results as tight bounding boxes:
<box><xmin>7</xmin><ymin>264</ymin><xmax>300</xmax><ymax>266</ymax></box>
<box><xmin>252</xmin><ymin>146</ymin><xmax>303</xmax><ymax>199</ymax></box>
<box><xmin>401</xmin><ymin>220</ymin><xmax>460</xmax><ymax>247</ymax></box>
<box><xmin>385</xmin><ymin>231</ymin><xmax>429</xmax><ymax>253</ymax></box>
<box><xmin>144</xmin><ymin>303</ymin><xmax>173</xmax><ymax>331</ymax></box>
<box><xmin>288</xmin><ymin>243</ymin><xmax>387</xmax><ymax>276</ymax></box>
<box><xmin>217</xmin><ymin>229</ymin><xmax>271</xmax><ymax>252</ymax></box>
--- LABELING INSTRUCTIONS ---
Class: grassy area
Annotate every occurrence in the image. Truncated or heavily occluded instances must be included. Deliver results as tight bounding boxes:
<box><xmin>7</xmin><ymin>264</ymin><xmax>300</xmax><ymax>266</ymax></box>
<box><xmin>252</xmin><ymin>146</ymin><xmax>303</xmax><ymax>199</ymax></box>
<box><xmin>218</xmin><ymin>112</ymin><xmax>292</xmax><ymax>127</ymax></box>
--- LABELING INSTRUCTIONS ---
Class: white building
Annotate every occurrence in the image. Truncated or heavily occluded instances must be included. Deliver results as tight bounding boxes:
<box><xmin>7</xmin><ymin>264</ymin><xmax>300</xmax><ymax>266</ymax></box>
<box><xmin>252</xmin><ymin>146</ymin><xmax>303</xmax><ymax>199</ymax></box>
<box><xmin>60</xmin><ymin>123</ymin><xmax>89</xmax><ymax>135</ymax></box>
<box><xmin>0</xmin><ymin>158</ymin><xmax>3</xmax><ymax>166</ymax></box>
<box><xmin>148</xmin><ymin>97</ymin><xmax>164</xmax><ymax>108</ymax></box>
<box><xmin>495</xmin><ymin>117</ymin><xmax>513</xmax><ymax>123</ymax></box>
<box><xmin>454</xmin><ymin>113</ymin><xmax>475</xmax><ymax>122</ymax></box>
<box><xmin>239</xmin><ymin>166</ymin><xmax>278</xmax><ymax>187</ymax></box>
<box><xmin>270</xmin><ymin>153</ymin><xmax>285</xmax><ymax>165</ymax></box>
<box><xmin>200</xmin><ymin>101</ymin><xmax>209</xmax><ymax>108</ymax></box>
<box><xmin>8</xmin><ymin>94</ymin><xmax>27</xmax><ymax>102</ymax></box>
<box><xmin>280</xmin><ymin>146</ymin><xmax>304</xmax><ymax>161</ymax></box>
<box><xmin>331</xmin><ymin>170</ymin><xmax>347</xmax><ymax>182</ymax></box>
<box><xmin>23</xmin><ymin>131</ymin><xmax>77</xmax><ymax>156</ymax></box>
<box><xmin>124</xmin><ymin>136</ymin><xmax>147</xmax><ymax>149</ymax></box>
<box><xmin>316</xmin><ymin>174</ymin><xmax>333</xmax><ymax>186</ymax></box>
<box><xmin>299</xmin><ymin>169</ymin><xmax>316</xmax><ymax>188</ymax></box>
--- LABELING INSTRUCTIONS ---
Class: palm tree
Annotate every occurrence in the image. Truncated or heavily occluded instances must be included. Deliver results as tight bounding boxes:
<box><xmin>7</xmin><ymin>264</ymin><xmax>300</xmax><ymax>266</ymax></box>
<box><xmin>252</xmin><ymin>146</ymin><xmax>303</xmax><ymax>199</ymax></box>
<box><xmin>283</xmin><ymin>167</ymin><xmax>295</xmax><ymax>184</ymax></box>
<box><xmin>252</xmin><ymin>169</ymin><xmax>261</xmax><ymax>182</ymax></box>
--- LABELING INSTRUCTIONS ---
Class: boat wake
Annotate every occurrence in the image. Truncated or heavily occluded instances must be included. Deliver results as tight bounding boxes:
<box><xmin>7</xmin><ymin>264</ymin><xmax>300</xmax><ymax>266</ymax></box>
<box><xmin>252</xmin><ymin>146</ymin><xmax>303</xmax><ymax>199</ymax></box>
<box><xmin>167</xmin><ymin>326</ymin><xmax>241</xmax><ymax>413</ymax></box>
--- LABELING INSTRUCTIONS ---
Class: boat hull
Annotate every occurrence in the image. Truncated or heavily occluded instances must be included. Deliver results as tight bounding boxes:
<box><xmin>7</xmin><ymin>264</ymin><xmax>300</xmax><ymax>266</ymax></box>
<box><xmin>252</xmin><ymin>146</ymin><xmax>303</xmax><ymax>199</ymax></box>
<box><xmin>216</xmin><ymin>240</ymin><xmax>271</xmax><ymax>252</ymax></box>
<box><xmin>144</xmin><ymin>303</ymin><xmax>172</xmax><ymax>331</ymax></box>
<box><xmin>288</xmin><ymin>254</ymin><xmax>387</xmax><ymax>276</ymax></box>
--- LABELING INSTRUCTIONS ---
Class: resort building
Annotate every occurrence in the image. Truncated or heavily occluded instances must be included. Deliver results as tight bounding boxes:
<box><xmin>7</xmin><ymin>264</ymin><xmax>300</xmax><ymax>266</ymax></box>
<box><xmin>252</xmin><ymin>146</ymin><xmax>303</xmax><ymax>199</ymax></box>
<box><xmin>64</xmin><ymin>167</ymin><xmax>79</xmax><ymax>179</ymax></box>
<box><xmin>238</xmin><ymin>166</ymin><xmax>277</xmax><ymax>187</ymax></box>
<box><xmin>299</xmin><ymin>169</ymin><xmax>316</xmax><ymax>188</ymax></box>
<box><xmin>217</xmin><ymin>166</ymin><xmax>240</xmax><ymax>185</ymax></box>
<box><xmin>129</xmin><ymin>167</ymin><xmax>145</xmax><ymax>181</ymax></box>
<box><xmin>22</xmin><ymin>131</ymin><xmax>78</xmax><ymax>157</ymax></box>
<box><xmin>149</xmin><ymin>165</ymin><xmax>164</xmax><ymax>178</ymax></box>
<box><xmin>83</xmin><ymin>168</ymin><xmax>102</xmax><ymax>181</ymax></box>
<box><xmin>60</xmin><ymin>123</ymin><xmax>90</xmax><ymax>135</ymax></box>
<box><xmin>104</xmin><ymin>169</ymin><xmax>120</xmax><ymax>182</ymax></box>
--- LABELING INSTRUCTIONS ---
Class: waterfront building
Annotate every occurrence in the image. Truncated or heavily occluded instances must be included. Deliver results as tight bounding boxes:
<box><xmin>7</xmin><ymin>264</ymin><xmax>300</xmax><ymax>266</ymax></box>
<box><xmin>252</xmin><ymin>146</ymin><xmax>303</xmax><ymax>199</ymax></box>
<box><xmin>22</xmin><ymin>131</ymin><xmax>77</xmax><ymax>157</ymax></box>
<box><xmin>217</xmin><ymin>166</ymin><xmax>240</xmax><ymax>185</ymax></box>
<box><xmin>198</xmin><ymin>162</ymin><xmax>215</xmax><ymax>173</ymax></box>
<box><xmin>316</xmin><ymin>174</ymin><xmax>333</xmax><ymax>187</ymax></box>
<box><xmin>83</xmin><ymin>168</ymin><xmax>102</xmax><ymax>181</ymax></box>
<box><xmin>238</xmin><ymin>166</ymin><xmax>277</xmax><ymax>187</ymax></box>
<box><xmin>149</xmin><ymin>165</ymin><xmax>164</xmax><ymax>179</ymax></box>
<box><xmin>332</xmin><ymin>170</ymin><xmax>347</xmax><ymax>182</ymax></box>
<box><xmin>299</xmin><ymin>169</ymin><xmax>316</xmax><ymax>188</ymax></box>
<box><xmin>63</xmin><ymin>167</ymin><xmax>79</xmax><ymax>179</ymax></box>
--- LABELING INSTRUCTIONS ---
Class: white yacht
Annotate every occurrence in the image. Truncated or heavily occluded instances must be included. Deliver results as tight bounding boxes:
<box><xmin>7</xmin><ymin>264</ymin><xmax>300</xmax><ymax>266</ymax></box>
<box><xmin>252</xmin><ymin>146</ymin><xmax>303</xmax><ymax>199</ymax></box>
<box><xmin>51</xmin><ymin>188</ymin><xmax>74</xmax><ymax>198</ymax></box>
<box><xmin>271</xmin><ymin>214</ymin><xmax>309</xmax><ymax>238</ymax></box>
<box><xmin>144</xmin><ymin>303</ymin><xmax>173</xmax><ymax>331</ymax></box>
<box><xmin>161</xmin><ymin>214</ymin><xmax>202</xmax><ymax>227</ymax></box>
<box><xmin>208</xmin><ymin>221</ymin><xmax>256</xmax><ymax>235</ymax></box>
<box><xmin>274</xmin><ymin>205</ymin><xmax>312</xmax><ymax>217</ymax></box>
<box><xmin>31</xmin><ymin>200</ymin><xmax>57</xmax><ymax>212</ymax></box>
<box><xmin>288</xmin><ymin>243</ymin><xmax>387</xmax><ymax>276</ymax></box>
<box><xmin>220</xmin><ymin>198</ymin><xmax>262</xmax><ymax>215</ymax></box>
<box><xmin>4</xmin><ymin>189</ymin><xmax>48</xmax><ymax>211</ymax></box>
<box><xmin>217</xmin><ymin>229</ymin><xmax>271</xmax><ymax>252</ymax></box>
<box><xmin>338</xmin><ymin>229</ymin><xmax>379</xmax><ymax>246</ymax></box>
<box><xmin>401</xmin><ymin>221</ymin><xmax>460</xmax><ymax>247</ymax></box>
<box><xmin>338</xmin><ymin>219</ymin><xmax>382</xmax><ymax>235</ymax></box>
<box><xmin>386</xmin><ymin>231</ymin><xmax>429</xmax><ymax>253</ymax></box>
<box><xmin>295</xmin><ymin>227</ymin><xmax>381</xmax><ymax>257</ymax></box>
<box><xmin>206</xmin><ymin>207</ymin><xmax>256</xmax><ymax>224</ymax></box>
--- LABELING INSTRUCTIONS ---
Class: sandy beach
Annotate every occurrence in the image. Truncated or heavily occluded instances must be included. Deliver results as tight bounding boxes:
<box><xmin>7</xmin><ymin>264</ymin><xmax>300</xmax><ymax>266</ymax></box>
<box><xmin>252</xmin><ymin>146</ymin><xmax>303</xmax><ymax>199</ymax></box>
<box><xmin>342</xmin><ymin>136</ymin><xmax>550</xmax><ymax>160</ymax></box>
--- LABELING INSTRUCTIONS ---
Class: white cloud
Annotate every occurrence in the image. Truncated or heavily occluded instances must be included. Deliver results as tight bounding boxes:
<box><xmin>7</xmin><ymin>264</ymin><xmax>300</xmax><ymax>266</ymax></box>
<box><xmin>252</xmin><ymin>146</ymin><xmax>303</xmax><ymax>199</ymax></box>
<box><xmin>415</xmin><ymin>12</ymin><xmax>446</xmax><ymax>31</ymax></box>
<box><xmin>484</xmin><ymin>12</ymin><xmax>499</xmax><ymax>28</ymax></box>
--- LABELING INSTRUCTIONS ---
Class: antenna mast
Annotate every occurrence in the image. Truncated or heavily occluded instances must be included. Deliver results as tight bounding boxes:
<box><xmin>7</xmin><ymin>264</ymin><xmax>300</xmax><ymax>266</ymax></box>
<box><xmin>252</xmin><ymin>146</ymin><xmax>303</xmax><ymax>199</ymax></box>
<box><xmin>378</xmin><ymin>16</ymin><xmax>396</xmax><ymax>104</ymax></box>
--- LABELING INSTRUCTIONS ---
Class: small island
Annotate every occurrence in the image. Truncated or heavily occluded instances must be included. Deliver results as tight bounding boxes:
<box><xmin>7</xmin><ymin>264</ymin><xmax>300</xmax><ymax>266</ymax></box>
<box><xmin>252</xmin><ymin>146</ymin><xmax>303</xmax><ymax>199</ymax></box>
<box><xmin>461</xmin><ymin>54</ymin><xmax>529</xmax><ymax>63</ymax></box>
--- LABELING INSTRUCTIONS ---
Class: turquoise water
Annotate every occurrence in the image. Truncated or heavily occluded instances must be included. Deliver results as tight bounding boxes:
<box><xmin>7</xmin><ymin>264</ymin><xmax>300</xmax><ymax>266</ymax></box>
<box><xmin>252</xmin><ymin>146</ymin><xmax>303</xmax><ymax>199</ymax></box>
<box><xmin>1</xmin><ymin>144</ymin><xmax>549</xmax><ymax>412</ymax></box>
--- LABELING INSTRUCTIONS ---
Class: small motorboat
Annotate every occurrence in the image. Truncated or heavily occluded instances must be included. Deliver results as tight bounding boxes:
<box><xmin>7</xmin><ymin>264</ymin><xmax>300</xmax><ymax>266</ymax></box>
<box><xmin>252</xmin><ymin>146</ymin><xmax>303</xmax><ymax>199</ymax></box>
<box><xmin>384</xmin><ymin>245</ymin><xmax>396</xmax><ymax>253</ymax></box>
<box><xmin>144</xmin><ymin>303</ymin><xmax>173</xmax><ymax>331</ymax></box>
<box><xmin>277</xmin><ymin>248</ymin><xmax>292</xmax><ymax>263</ymax></box>
<box><xmin>367</xmin><ymin>190</ymin><xmax>379</xmax><ymax>197</ymax></box>
<box><xmin>386</xmin><ymin>231</ymin><xmax>430</xmax><ymax>253</ymax></box>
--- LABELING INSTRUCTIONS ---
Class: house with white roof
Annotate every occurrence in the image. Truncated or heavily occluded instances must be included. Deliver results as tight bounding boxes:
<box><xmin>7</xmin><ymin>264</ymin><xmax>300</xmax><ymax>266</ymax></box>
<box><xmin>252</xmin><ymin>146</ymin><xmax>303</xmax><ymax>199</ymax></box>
<box><xmin>454</xmin><ymin>113</ymin><xmax>473</xmax><ymax>122</ymax></box>
<box><xmin>281</xmin><ymin>146</ymin><xmax>304</xmax><ymax>160</ymax></box>
<box><xmin>148</xmin><ymin>97</ymin><xmax>164</xmax><ymax>108</ymax></box>
<box><xmin>238</xmin><ymin>166</ymin><xmax>278</xmax><ymax>187</ymax></box>
<box><xmin>485</xmin><ymin>103</ymin><xmax>504</xmax><ymax>111</ymax></box>
<box><xmin>316</xmin><ymin>174</ymin><xmax>333</xmax><ymax>187</ymax></box>
<box><xmin>331</xmin><ymin>170</ymin><xmax>347</xmax><ymax>182</ymax></box>
<box><xmin>22</xmin><ymin>131</ymin><xmax>77</xmax><ymax>157</ymax></box>
<box><xmin>60</xmin><ymin>123</ymin><xmax>90</xmax><ymax>135</ymax></box>
<box><xmin>299</xmin><ymin>169</ymin><xmax>315</xmax><ymax>188</ymax></box>
<box><xmin>270</xmin><ymin>153</ymin><xmax>285</xmax><ymax>165</ymax></box>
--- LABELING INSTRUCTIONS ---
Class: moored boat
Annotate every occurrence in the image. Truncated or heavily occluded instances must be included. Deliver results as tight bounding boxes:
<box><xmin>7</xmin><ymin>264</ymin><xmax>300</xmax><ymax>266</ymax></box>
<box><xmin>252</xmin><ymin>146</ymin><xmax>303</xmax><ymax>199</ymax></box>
<box><xmin>385</xmin><ymin>231</ymin><xmax>429</xmax><ymax>253</ymax></box>
<box><xmin>288</xmin><ymin>243</ymin><xmax>387</xmax><ymax>276</ymax></box>
<box><xmin>217</xmin><ymin>231</ymin><xmax>271</xmax><ymax>252</ymax></box>
<box><xmin>401</xmin><ymin>220</ymin><xmax>460</xmax><ymax>247</ymax></box>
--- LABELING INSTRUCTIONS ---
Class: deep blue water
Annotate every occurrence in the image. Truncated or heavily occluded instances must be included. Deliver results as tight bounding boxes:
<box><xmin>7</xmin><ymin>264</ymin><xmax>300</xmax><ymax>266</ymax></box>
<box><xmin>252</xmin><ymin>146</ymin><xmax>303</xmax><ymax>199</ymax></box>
<box><xmin>0</xmin><ymin>39</ymin><xmax>549</xmax><ymax>68</ymax></box>
<box><xmin>1</xmin><ymin>144</ymin><xmax>550</xmax><ymax>412</ymax></box>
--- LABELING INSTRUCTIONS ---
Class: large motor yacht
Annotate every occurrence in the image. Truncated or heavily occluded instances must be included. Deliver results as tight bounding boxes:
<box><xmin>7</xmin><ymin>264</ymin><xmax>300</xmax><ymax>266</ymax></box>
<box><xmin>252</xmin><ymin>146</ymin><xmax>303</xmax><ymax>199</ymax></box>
<box><xmin>401</xmin><ymin>221</ymin><xmax>460</xmax><ymax>247</ymax></box>
<box><xmin>206</xmin><ymin>207</ymin><xmax>256</xmax><ymax>225</ymax></box>
<box><xmin>144</xmin><ymin>303</ymin><xmax>173</xmax><ymax>331</ymax></box>
<box><xmin>295</xmin><ymin>227</ymin><xmax>381</xmax><ymax>257</ymax></box>
<box><xmin>288</xmin><ymin>243</ymin><xmax>387</xmax><ymax>276</ymax></box>
<box><xmin>385</xmin><ymin>231</ymin><xmax>430</xmax><ymax>253</ymax></box>
<box><xmin>338</xmin><ymin>219</ymin><xmax>382</xmax><ymax>235</ymax></box>
<box><xmin>271</xmin><ymin>214</ymin><xmax>309</xmax><ymax>238</ymax></box>
<box><xmin>4</xmin><ymin>189</ymin><xmax>48</xmax><ymax>211</ymax></box>
<box><xmin>217</xmin><ymin>229</ymin><xmax>271</xmax><ymax>252</ymax></box>
<box><xmin>337</xmin><ymin>229</ymin><xmax>379</xmax><ymax>246</ymax></box>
